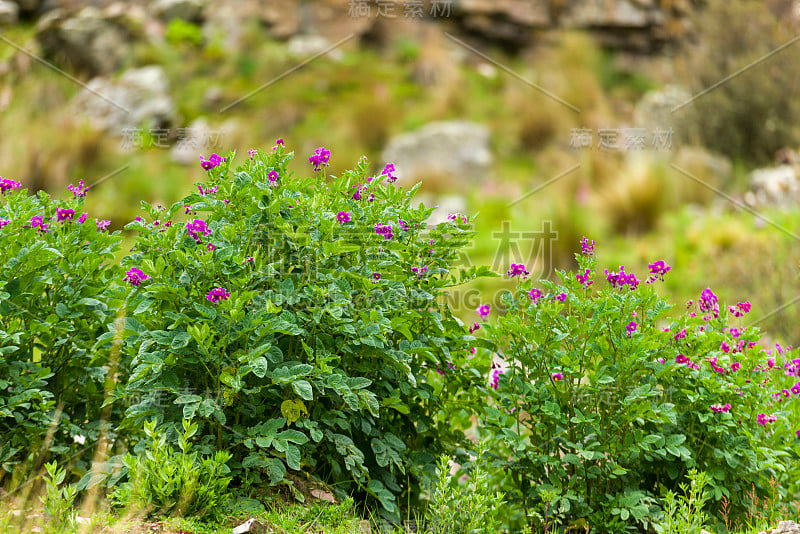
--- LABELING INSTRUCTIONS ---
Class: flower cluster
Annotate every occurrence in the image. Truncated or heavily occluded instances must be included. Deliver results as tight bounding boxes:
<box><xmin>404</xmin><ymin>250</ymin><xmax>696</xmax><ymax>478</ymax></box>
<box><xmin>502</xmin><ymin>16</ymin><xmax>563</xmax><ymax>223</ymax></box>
<box><xmin>605</xmin><ymin>266</ymin><xmax>640</xmax><ymax>290</ymax></box>
<box><xmin>198</xmin><ymin>184</ymin><xmax>218</xmax><ymax>195</ymax></box>
<box><xmin>186</xmin><ymin>219</ymin><xmax>212</xmax><ymax>242</ymax></box>
<box><xmin>447</xmin><ymin>213</ymin><xmax>468</xmax><ymax>224</ymax></box>
<box><xmin>728</xmin><ymin>301</ymin><xmax>751</xmax><ymax>317</ymax></box>
<box><xmin>710</xmin><ymin>403</ymin><xmax>731</xmax><ymax>413</ymax></box>
<box><xmin>28</xmin><ymin>215</ymin><xmax>49</xmax><ymax>233</ymax></box>
<box><xmin>698</xmin><ymin>288</ymin><xmax>719</xmax><ymax>319</ymax></box>
<box><xmin>580</xmin><ymin>236</ymin><xmax>594</xmax><ymax>255</ymax></box>
<box><xmin>206</xmin><ymin>287</ymin><xmax>230</xmax><ymax>305</ymax></box>
<box><xmin>576</xmin><ymin>268</ymin><xmax>592</xmax><ymax>288</ymax></box>
<box><xmin>0</xmin><ymin>219</ymin><xmax>9</xmax><ymax>229</ymax></box>
<box><xmin>309</xmin><ymin>147</ymin><xmax>331</xmax><ymax>171</ymax></box>
<box><xmin>411</xmin><ymin>266</ymin><xmax>428</xmax><ymax>278</ymax></box>
<box><xmin>646</xmin><ymin>260</ymin><xmax>671</xmax><ymax>283</ymax></box>
<box><xmin>757</xmin><ymin>413</ymin><xmax>778</xmax><ymax>426</ymax></box>
<box><xmin>374</xmin><ymin>224</ymin><xmax>393</xmax><ymax>240</ymax></box>
<box><xmin>57</xmin><ymin>208</ymin><xmax>75</xmax><ymax>222</ymax></box>
<box><xmin>507</xmin><ymin>263</ymin><xmax>529</xmax><ymax>278</ymax></box>
<box><xmin>490</xmin><ymin>368</ymin><xmax>503</xmax><ymax>390</ymax></box>
<box><xmin>382</xmin><ymin>163</ymin><xmax>397</xmax><ymax>183</ymax></box>
<box><xmin>123</xmin><ymin>268</ymin><xmax>150</xmax><ymax>286</ymax></box>
<box><xmin>67</xmin><ymin>179</ymin><xmax>88</xmax><ymax>198</ymax></box>
<box><xmin>200</xmin><ymin>154</ymin><xmax>225</xmax><ymax>170</ymax></box>
<box><xmin>96</xmin><ymin>219</ymin><xmax>111</xmax><ymax>232</ymax></box>
<box><xmin>0</xmin><ymin>177</ymin><xmax>21</xmax><ymax>194</ymax></box>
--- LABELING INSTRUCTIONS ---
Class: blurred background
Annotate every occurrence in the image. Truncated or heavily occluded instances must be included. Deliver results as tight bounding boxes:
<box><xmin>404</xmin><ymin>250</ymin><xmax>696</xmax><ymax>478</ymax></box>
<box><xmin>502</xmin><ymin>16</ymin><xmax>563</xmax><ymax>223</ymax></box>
<box><xmin>2</xmin><ymin>0</ymin><xmax>800</xmax><ymax>343</ymax></box>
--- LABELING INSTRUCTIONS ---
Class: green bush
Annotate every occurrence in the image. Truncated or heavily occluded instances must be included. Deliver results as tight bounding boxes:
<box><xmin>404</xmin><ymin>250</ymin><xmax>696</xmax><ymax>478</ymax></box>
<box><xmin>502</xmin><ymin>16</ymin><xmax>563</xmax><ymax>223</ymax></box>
<box><xmin>0</xmin><ymin>179</ymin><xmax>125</xmax><ymax>479</ymax></box>
<box><xmin>477</xmin><ymin>241</ymin><xmax>800</xmax><ymax>531</ymax></box>
<box><xmin>111</xmin><ymin>145</ymin><xmax>494</xmax><ymax>520</ymax></box>
<box><xmin>111</xmin><ymin>419</ymin><xmax>232</xmax><ymax>520</ymax></box>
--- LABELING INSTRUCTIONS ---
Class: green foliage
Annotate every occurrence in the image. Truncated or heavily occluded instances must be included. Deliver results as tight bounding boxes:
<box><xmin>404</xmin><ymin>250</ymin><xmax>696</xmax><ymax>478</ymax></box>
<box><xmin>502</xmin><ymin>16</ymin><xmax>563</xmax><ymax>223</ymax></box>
<box><xmin>165</xmin><ymin>19</ymin><xmax>204</xmax><ymax>47</ymax></box>
<box><xmin>111</xmin><ymin>419</ymin><xmax>232</xmax><ymax>520</ymax></box>
<box><xmin>0</xmin><ymin>185</ymin><xmax>125</xmax><ymax>475</ymax></box>
<box><xmin>425</xmin><ymin>446</ymin><xmax>505</xmax><ymax>534</ymax></box>
<box><xmin>477</xmin><ymin>246</ymin><xmax>800</xmax><ymax>531</ymax></box>
<box><xmin>114</xmin><ymin>147</ymin><xmax>493</xmax><ymax>520</ymax></box>
<box><xmin>654</xmin><ymin>469</ymin><xmax>711</xmax><ymax>534</ymax></box>
<box><xmin>41</xmin><ymin>461</ymin><xmax>79</xmax><ymax>533</ymax></box>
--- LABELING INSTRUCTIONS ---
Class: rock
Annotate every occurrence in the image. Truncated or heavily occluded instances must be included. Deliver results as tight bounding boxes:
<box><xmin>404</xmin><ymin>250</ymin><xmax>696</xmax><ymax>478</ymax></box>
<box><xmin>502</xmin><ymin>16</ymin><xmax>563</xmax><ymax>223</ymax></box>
<box><xmin>454</xmin><ymin>0</ymin><xmax>551</xmax><ymax>46</ymax></box>
<box><xmin>12</xmin><ymin>0</ymin><xmax>40</xmax><ymax>14</ymax></box>
<box><xmin>232</xmin><ymin>518</ymin><xmax>268</xmax><ymax>534</ymax></box>
<box><xmin>634</xmin><ymin>85</ymin><xmax>691</xmax><ymax>134</ymax></box>
<box><xmin>35</xmin><ymin>6</ymin><xmax>133</xmax><ymax>75</ymax></box>
<box><xmin>381</xmin><ymin>121</ymin><xmax>492</xmax><ymax>188</ymax></box>
<box><xmin>773</xmin><ymin>520</ymin><xmax>800</xmax><ymax>534</ymax></box>
<box><xmin>152</xmin><ymin>0</ymin><xmax>205</xmax><ymax>22</ymax></box>
<box><xmin>287</xmin><ymin>34</ymin><xmax>343</xmax><ymax>61</ymax></box>
<box><xmin>561</xmin><ymin>0</ymin><xmax>663</xmax><ymax>28</ymax></box>
<box><xmin>259</xmin><ymin>0</ymin><xmax>300</xmax><ymax>40</ymax></box>
<box><xmin>415</xmin><ymin>193</ymin><xmax>467</xmax><ymax>226</ymax></box>
<box><xmin>73</xmin><ymin>65</ymin><xmax>175</xmax><ymax>134</ymax></box>
<box><xmin>0</xmin><ymin>0</ymin><xmax>19</xmax><ymax>25</ymax></box>
<box><xmin>170</xmin><ymin>117</ymin><xmax>212</xmax><ymax>164</ymax></box>
<box><xmin>749</xmin><ymin>165</ymin><xmax>800</xmax><ymax>209</ymax></box>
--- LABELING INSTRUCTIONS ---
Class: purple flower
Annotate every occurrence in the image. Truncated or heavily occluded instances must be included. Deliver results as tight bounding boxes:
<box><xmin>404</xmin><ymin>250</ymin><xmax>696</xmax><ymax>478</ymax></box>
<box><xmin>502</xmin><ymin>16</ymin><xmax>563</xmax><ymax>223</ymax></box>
<box><xmin>529</xmin><ymin>288</ymin><xmax>542</xmax><ymax>302</ymax></box>
<box><xmin>699</xmin><ymin>288</ymin><xmax>719</xmax><ymax>319</ymax></box>
<box><xmin>273</xmin><ymin>139</ymin><xmax>284</xmax><ymax>150</ymax></box>
<box><xmin>78</xmin><ymin>213</ymin><xmax>88</xmax><ymax>224</ymax></box>
<box><xmin>0</xmin><ymin>178</ymin><xmax>22</xmax><ymax>194</ymax></box>
<box><xmin>552</xmin><ymin>372</ymin><xmax>563</xmax><ymax>381</ymax></box>
<box><xmin>96</xmin><ymin>219</ymin><xmax>111</xmax><ymax>232</ymax></box>
<box><xmin>555</xmin><ymin>292</ymin><xmax>567</xmax><ymax>302</ymax></box>
<box><xmin>711</xmin><ymin>403</ymin><xmax>731</xmax><ymax>413</ymax></box>
<box><xmin>372</xmin><ymin>272</ymin><xmax>381</xmax><ymax>283</ymax></box>
<box><xmin>207</xmin><ymin>243</ymin><xmax>215</xmax><ymax>251</ymax></box>
<box><xmin>268</xmin><ymin>170</ymin><xmax>279</xmax><ymax>185</ymax></box>
<box><xmin>0</xmin><ymin>219</ymin><xmax>10</xmax><ymax>229</ymax></box>
<box><xmin>28</xmin><ymin>216</ymin><xmax>49</xmax><ymax>233</ymax></box>
<box><xmin>382</xmin><ymin>163</ymin><xmax>397</xmax><ymax>183</ymax></box>
<box><xmin>469</xmin><ymin>322</ymin><xmax>480</xmax><ymax>334</ymax></box>
<box><xmin>490</xmin><ymin>368</ymin><xmax>503</xmax><ymax>390</ymax></box>
<box><xmin>506</xmin><ymin>263</ymin><xmax>529</xmax><ymax>278</ymax></box>
<box><xmin>309</xmin><ymin>147</ymin><xmax>331</xmax><ymax>171</ymax></box>
<box><xmin>123</xmin><ymin>268</ymin><xmax>150</xmax><ymax>287</ymax></box>
<box><xmin>411</xmin><ymin>266</ymin><xmax>428</xmax><ymax>278</ymax></box>
<box><xmin>646</xmin><ymin>260</ymin><xmax>671</xmax><ymax>283</ymax></box>
<box><xmin>731</xmin><ymin>362</ymin><xmax>741</xmax><ymax>372</ymax></box>
<box><xmin>721</xmin><ymin>341</ymin><xmax>730</xmax><ymax>353</ymax></box>
<box><xmin>352</xmin><ymin>185</ymin><xmax>363</xmax><ymax>200</ymax></box>
<box><xmin>68</xmin><ymin>179</ymin><xmax>88</xmax><ymax>198</ymax></box>
<box><xmin>57</xmin><ymin>208</ymin><xmax>75</xmax><ymax>222</ymax></box>
<box><xmin>200</xmin><ymin>154</ymin><xmax>225</xmax><ymax>170</ymax></box>
<box><xmin>626</xmin><ymin>321</ymin><xmax>637</xmax><ymax>336</ymax></box>
<box><xmin>248</xmin><ymin>149</ymin><xmax>257</xmax><ymax>159</ymax></box>
<box><xmin>792</xmin><ymin>383</ymin><xmax>800</xmax><ymax>395</ymax></box>
<box><xmin>447</xmin><ymin>213</ymin><xmax>468</xmax><ymax>224</ymax></box>
<box><xmin>206</xmin><ymin>287</ymin><xmax>230</xmax><ymax>305</ymax></box>
<box><xmin>186</xmin><ymin>219</ymin><xmax>212</xmax><ymax>242</ymax></box>
<box><xmin>580</xmin><ymin>236</ymin><xmax>594</xmax><ymax>255</ymax></box>
<box><xmin>576</xmin><ymin>268</ymin><xmax>592</xmax><ymax>288</ymax></box>
<box><xmin>477</xmin><ymin>304</ymin><xmax>490</xmax><ymax>319</ymax></box>
<box><xmin>198</xmin><ymin>185</ymin><xmax>218</xmax><ymax>195</ymax></box>
<box><xmin>337</xmin><ymin>211</ymin><xmax>351</xmax><ymax>224</ymax></box>
<box><xmin>605</xmin><ymin>266</ymin><xmax>640</xmax><ymax>290</ymax></box>
<box><xmin>374</xmin><ymin>224</ymin><xmax>394</xmax><ymax>240</ymax></box>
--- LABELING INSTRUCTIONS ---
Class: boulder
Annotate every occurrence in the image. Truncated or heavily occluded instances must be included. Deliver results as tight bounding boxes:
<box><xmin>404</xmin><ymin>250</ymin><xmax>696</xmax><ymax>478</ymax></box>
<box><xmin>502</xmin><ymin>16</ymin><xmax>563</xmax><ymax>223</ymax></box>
<box><xmin>634</xmin><ymin>85</ymin><xmax>691</xmax><ymax>134</ymax></box>
<box><xmin>0</xmin><ymin>0</ymin><xmax>19</xmax><ymax>25</ymax></box>
<box><xmin>560</xmin><ymin>0</ymin><xmax>664</xmax><ymax>28</ymax></box>
<box><xmin>774</xmin><ymin>521</ymin><xmax>800</xmax><ymax>534</ymax></box>
<box><xmin>152</xmin><ymin>0</ymin><xmax>205</xmax><ymax>22</ymax></box>
<box><xmin>381</xmin><ymin>121</ymin><xmax>492</xmax><ymax>188</ymax></box>
<box><xmin>453</xmin><ymin>0</ymin><xmax>551</xmax><ymax>46</ymax></box>
<box><xmin>748</xmin><ymin>165</ymin><xmax>800</xmax><ymax>209</ymax></box>
<box><xmin>73</xmin><ymin>65</ymin><xmax>175</xmax><ymax>134</ymax></box>
<box><xmin>35</xmin><ymin>6</ymin><xmax>133</xmax><ymax>75</ymax></box>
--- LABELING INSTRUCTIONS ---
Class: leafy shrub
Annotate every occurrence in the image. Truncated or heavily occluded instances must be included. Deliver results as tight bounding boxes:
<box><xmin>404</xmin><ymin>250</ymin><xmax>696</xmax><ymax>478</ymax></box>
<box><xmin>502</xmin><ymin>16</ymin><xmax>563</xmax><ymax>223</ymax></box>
<box><xmin>477</xmin><ymin>240</ymin><xmax>800</xmax><ymax>531</ymax></box>
<box><xmin>425</xmin><ymin>445</ymin><xmax>505</xmax><ymax>534</ymax></box>
<box><xmin>111</xmin><ymin>419</ymin><xmax>232</xmax><ymax>520</ymax></box>
<box><xmin>0</xmin><ymin>179</ymin><xmax>125</xmax><ymax>478</ymax></box>
<box><xmin>677</xmin><ymin>0</ymin><xmax>800</xmax><ymax>164</ymax></box>
<box><xmin>41</xmin><ymin>461</ymin><xmax>79</xmax><ymax>533</ymax></box>
<box><xmin>654</xmin><ymin>469</ymin><xmax>711</xmax><ymax>534</ymax></box>
<box><xmin>112</xmin><ymin>144</ymin><xmax>493</xmax><ymax>520</ymax></box>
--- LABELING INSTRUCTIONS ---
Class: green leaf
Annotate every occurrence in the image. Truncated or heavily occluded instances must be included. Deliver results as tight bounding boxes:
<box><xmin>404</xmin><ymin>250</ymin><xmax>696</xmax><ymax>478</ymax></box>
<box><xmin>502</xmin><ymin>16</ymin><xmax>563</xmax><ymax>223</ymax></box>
<box><xmin>292</xmin><ymin>380</ymin><xmax>313</xmax><ymax>401</ymax></box>
<box><xmin>251</xmin><ymin>356</ymin><xmax>269</xmax><ymax>378</ymax></box>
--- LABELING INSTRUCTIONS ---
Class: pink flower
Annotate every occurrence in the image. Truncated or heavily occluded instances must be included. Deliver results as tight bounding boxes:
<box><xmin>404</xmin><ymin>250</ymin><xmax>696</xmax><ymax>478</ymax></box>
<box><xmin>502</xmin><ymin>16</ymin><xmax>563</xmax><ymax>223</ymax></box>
<box><xmin>490</xmin><ymin>368</ymin><xmax>503</xmax><ymax>390</ymax></box>
<box><xmin>123</xmin><ymin>268</ymin><xmax>150</xmax><ymax>286</ymax></box>
<box><xmin>336</xmin><ymin>211</ymin><xmax>351</xmax><ymax>224</ymax></box>
<box><xmin>67</xmin><ymin>179</ymin><xmax>88</xmax><ymax>198</ymax></box>
<box><xmin>382</xmin><ymin>163</ymin><xmax>397</xmax><ymax>183</ymax></box>
<box><xmin>206</xmin><ymin>287</ymin><xmax>230</xmax><ymax>305</ymax></box>
<box><xmin>529</xmin><ymin>288</ymin><xmax>542</xmax><ymax>302</ymax></box>
<box><xmin>207</xmin><ymin>243</ymin><xmax>215</xmax><ymax>251</ymax></box>
<box><xmin>721</xmin><ymin>341</ymin><xmax>730</xmax><ymax>353</ymax></box>
<box><xmin>477</xmin><ymin>304</ymin><xmax>490</xmax><ymax>319</ymax></box>
<box><xmin>551</xmin><ymin>372</ymin><xmax>563</xmax><ymax>381</ymax></box>
<box><xmin>731</xmin><ymin>362</ymin><xmax>740</xmax><ymax>372</ymax></box>
<box><xmin>555</xmin><ymin>292</ymin><xmax>567</xmax><ymax>302</ymax></box>
<box><xmin>580</xmin><ymin>236</ymin><xmax>594</xmax><ymax>255</ymax></box>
